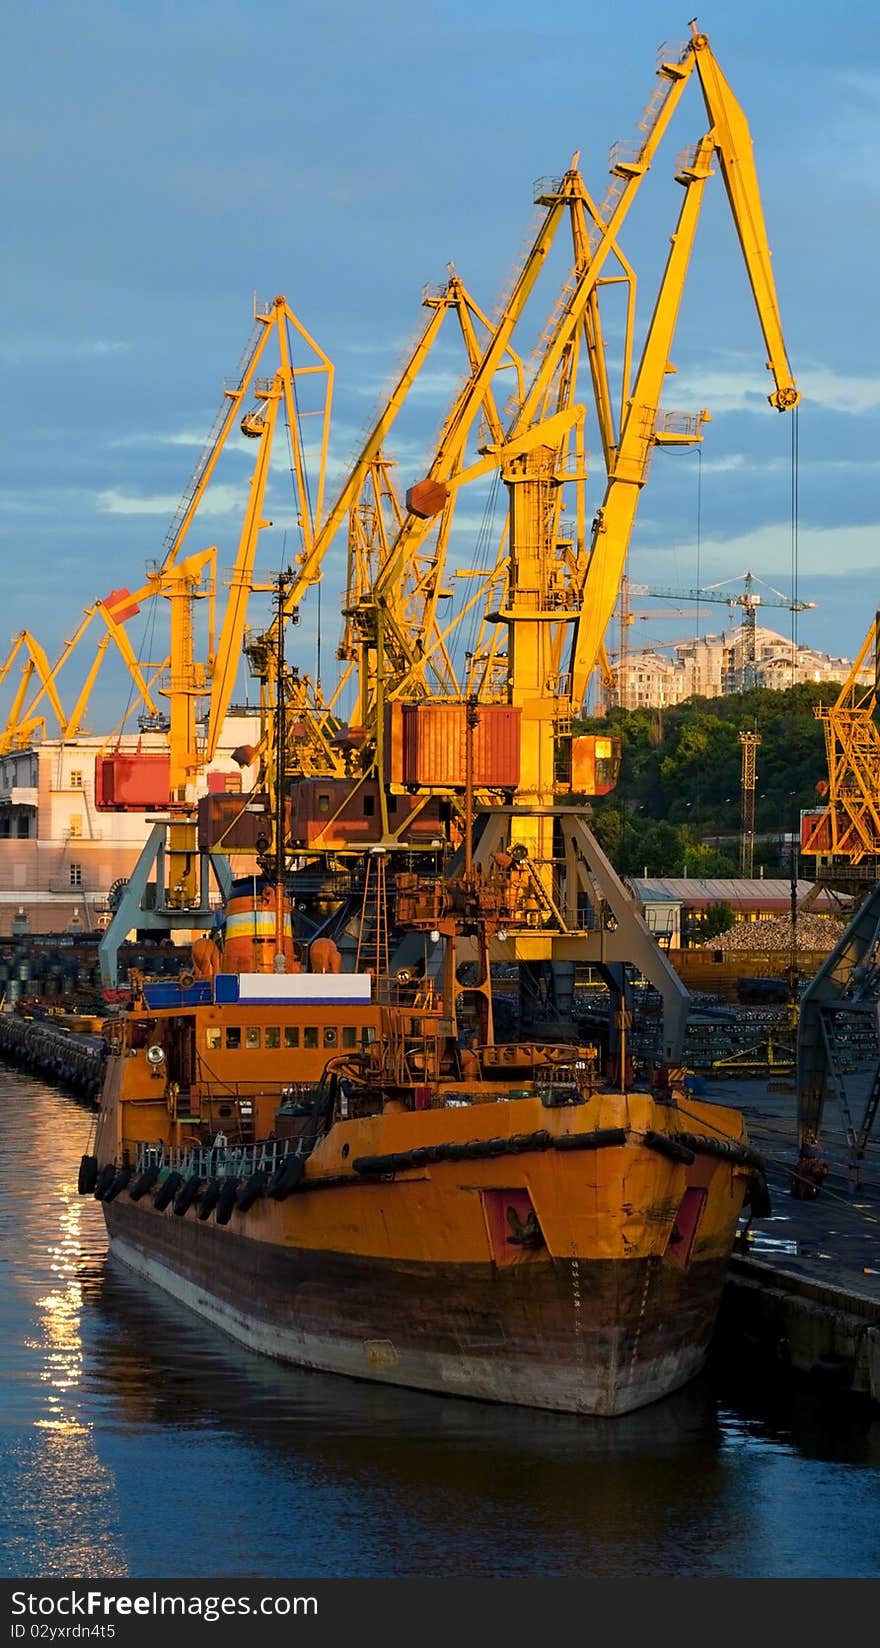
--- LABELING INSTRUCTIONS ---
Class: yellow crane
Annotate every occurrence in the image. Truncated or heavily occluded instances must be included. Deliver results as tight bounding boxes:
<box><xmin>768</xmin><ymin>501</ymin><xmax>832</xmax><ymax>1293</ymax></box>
<box><xmin>95</xmin><ymin>298</ymin><xmax>335</xmax><ymax>978</ymax></box>
<box><xmin>0</xmin><ymin>296</ymin><xmax>332</xmax><ymax>762</ymax></box>
<box><xmin>246</xmin><ymin>20</ymin><xmax>801</xmax><ymax>1055</ymax></box>
<box><xmin>0</xmin><ymin>597</ymin><xmax>162</xmax><ymax>756</ymax></box>
<box><xmin>380</xmin><ymin>25</ymin><xmax>797</xmax><ymax>839</ymax></box>
<box><xmin>801</xmin><ymin>613</ymin><xmax>880</xmax><ymax>865</ymax></box>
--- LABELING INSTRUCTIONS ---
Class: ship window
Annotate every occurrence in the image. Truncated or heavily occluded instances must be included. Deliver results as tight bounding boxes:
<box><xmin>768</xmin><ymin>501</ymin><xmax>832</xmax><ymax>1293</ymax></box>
<box><xmin>226</xmin><ymin>1026</ymin><xmax>241</xmax><ymax>1049</ymax></box>
<box><xmin>265</xmin><ymin>1026</ymin><xmax>280</xmax><ymax>1049</ymax></box>
<box><xmin>317</xmin><ymin>793</ymin><xmax>330</xmax><ymax>815</ymax></box>
<box><xmin>387</xmin><ymin>795</ymin><xmax>398</xmax><ymax>813</ymax></box>
<box><xmin>205</xmin><ymin>1027</ymin><xmax>221</xmax><ymax>1050</ymax></box>
<box><xmin>361</xmin><ymin>1026</ymin><xmax>376</xmax><ymax>1044</ymax></box>
<box><xmin>284</xmin><ymin>1026</ymin><xmax>300</xmax><ymax>1048</ymax></box>
<box><xmin>246</xmin><ymin>1026</ymin><xmax>261</xmax><ymax>1049</ymax></box>
<box><xmin>323</xmin><ymin>1027</ymin><xmax>337</xmax><ymax>1048</ymax></box>
<box><xmin>69</xmin><ymin>862</ymin><xmax>83</xmax><ymax>887</ymax></box>
<box><xmin>70</xmin><ymin>770</ymin><xmax>83</xmax><ymax>788</ymax></box>
<box><xmin>69</xmin><ymin>815</ymin><xmax>83</xmax><ymax>839</ymax></box>
<box><xmin>342</xmin><ymin>1026</ymin><xmax>357</xmax><ymax>1050</ymax></box>
<box><xmin>304</xmin><ymin>1026</ymin><xmax>318</xmax><ymax>1049</ymax></box>
<box><xmin>363</xmin><ymin>793</ymin><xmax>375</xmax><ymax>816</ymax></box>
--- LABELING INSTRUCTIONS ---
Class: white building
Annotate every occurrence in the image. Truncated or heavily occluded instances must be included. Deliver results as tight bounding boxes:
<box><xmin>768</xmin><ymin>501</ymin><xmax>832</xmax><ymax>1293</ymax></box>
<box><xmin>0</xmin><ymin>713</ymin><xmax>260</xmax><ymax>937</ymax></box>
<box><xmin>612</xmin><ymin>626</ymin><xmax>871</xmax><ymax>710</ymax></box>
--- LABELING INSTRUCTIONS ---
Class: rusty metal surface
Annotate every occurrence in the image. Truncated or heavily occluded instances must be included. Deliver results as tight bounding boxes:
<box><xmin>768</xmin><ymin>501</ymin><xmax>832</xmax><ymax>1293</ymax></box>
<box><xmin>105</xmin><ymin>1198</ymin><xmax>728</xmax><ymax>1416</ymax></box>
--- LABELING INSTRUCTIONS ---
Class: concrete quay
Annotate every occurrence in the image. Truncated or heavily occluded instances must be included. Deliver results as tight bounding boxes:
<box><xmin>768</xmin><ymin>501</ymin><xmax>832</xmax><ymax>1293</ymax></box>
<box><xmin>706</xmin><ymin>1076</ymin><xmax>880</xmax><ymax>1403</ymax></box>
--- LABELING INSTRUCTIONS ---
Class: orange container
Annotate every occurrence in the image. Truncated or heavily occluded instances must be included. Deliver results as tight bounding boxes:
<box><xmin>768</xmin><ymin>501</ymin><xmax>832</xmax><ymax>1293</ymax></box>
<box><xmin>197</xmin><ymin>793</ymin><xmax>274</xmax><ymax>852</ymax></box>
<box><xmin>95</xmin><ymin>752</ymin><xmax>171</xmax><ymax>811</ymax></box>
<box><xmin>398</xmin><ymin>703</ymin><xmax>521</xmax><ymax>789</ymax></box>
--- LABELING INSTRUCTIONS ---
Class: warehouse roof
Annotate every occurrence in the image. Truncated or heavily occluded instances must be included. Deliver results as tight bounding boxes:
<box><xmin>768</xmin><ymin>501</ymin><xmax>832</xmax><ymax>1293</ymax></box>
<box><xmin>626</xmin><ymin>878</ymin><xmax>847</xmax><ymax>913</ymax></box>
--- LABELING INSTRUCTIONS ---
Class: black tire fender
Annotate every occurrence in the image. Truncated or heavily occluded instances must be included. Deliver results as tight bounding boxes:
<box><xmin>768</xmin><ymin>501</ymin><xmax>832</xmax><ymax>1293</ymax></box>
<box><xmin>215</xmin><ymin>1180</ymin><xmax>240</xmax><ymax>1225</ymax></box>
<box><xmin>644</xmin><ymin>1129</ymin><xmax>695</xmax><ymax>1165</ymax></box>
<box><xmin>173</xmin><ymin>1173</ymin><xmax>203</xmax><ymax>1216</ymax></box>
<box><xmin>153</xmin><ymin>1172</ymin><xmax>183</xmax><ymax>1212</ymax></box>
<box><xmin>267</xmin><ymin>1155</ymin><xmax>305</xmax><ymax>1199</ymax></box>
<box><xmin>235</xmin><ymin>1170</ymin><xmax>267</xmax><ymax>1212</ymax></box>
<box><xmin>197</xmin><ymin>1178</ymin><xmax>222</xmax><ymax>1221</ymax></box>
<box><xmin>103</xmin><ymin>1167</ymin><xmax>132</xmax><ymax>1203</ymax></box>
<box><xmin>93</xmin><ymin>1164</ymin><xmax>117</xmax><ymax>1201</ymax></box>
<box><xmin>129</xmin><ymin>1165</ymin><xmax>161</xmax><ymax>1202</ymax></box>
<box><xmin>77</xmin><ymin>1154</ymin><xmax>98</xmax><ymax>1195</ymax></box>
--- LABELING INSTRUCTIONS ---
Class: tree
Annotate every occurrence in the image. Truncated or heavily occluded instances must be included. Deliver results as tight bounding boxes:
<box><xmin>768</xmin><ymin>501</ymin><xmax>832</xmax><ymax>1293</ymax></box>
<box><xmin>699</xmin><ymin>901</ymin><xmax>737</xmax><ymax>942</ymax></box>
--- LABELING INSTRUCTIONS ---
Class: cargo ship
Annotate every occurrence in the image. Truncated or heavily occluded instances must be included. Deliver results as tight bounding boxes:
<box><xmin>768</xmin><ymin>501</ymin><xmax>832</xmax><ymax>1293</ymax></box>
<box><xmin>80</xmin><ymin>867</ymin><xmax>768</xmax><ymax>1417</ymax></box>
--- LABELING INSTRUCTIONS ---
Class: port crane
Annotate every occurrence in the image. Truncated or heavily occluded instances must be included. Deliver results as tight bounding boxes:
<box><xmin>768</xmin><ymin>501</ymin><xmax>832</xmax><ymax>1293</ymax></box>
<box><xmin>95</xmin><ymin>275</ymin><xmax>531</xmax><ymax>976</ymax></box>
<box><xmin>0</xmin><ymin>596</ymin><xmax>163</xmax><ymax>756</ymax></box>
<box><xmin>232</xmin><ymin>19</ymin><xmax>800</xmax><ymax>1058</ymax></box>
<box><xmin>86</xmin><ymin>22</ymin><xmax>800</xmax><ymax>1045</ymax></box>
<box><xmin>800</xmin><ymin>612</ymin><xmax>880</xmax><ymax>867</ymax></box>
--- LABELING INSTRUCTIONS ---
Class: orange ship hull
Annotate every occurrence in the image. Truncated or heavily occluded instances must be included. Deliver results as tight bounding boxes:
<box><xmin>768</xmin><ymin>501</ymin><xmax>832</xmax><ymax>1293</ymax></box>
<box><xmin>97</xmin><ymin>1088</ymin><xmax>756</xmax><ymax>1416</ymax></box>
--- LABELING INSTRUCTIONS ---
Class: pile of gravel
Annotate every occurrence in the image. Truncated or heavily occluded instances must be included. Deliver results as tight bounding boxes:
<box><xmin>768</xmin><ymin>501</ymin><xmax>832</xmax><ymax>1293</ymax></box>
<box><xmin>695</xmin><ymin>912</ymin><xmax>846</xmax><ymax>952</ymax></box>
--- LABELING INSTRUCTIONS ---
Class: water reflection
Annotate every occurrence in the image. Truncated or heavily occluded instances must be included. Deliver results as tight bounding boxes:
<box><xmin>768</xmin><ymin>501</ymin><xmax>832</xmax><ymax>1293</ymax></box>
<box><xmin>87</xmin><ymin>1255</ymin><xmax>732</xmax><ymax>1578</ymax></box>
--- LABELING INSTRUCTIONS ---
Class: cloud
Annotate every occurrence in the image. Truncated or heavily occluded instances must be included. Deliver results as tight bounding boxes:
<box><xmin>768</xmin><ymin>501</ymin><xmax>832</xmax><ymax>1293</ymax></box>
<box><xmin>670</xmin><ymin>362</ymin><xmax>880</xmax><ymax>416</ymax></box>
<box><xmin>109</xmin><ymin>429</ymin><xmax>213</xmax><ymax>450</ymax></box>
<box><xmin>0</xmin><ymin>337</ymin><xmax>129</xmax><ymax>366</ymax></box>
<box><xmin>97</xmin><ymin>483</ymin><xmax>246</xmax><ymax>517</ymax></box>
<box><xmin>633</xmin><ymin>520</ymin><xmax>880</xmax><ymax>585</ymax></box>
<box><xmin>108</xmin><ymin>427</ymin><xmax>261</xmax><ymax>459</ymax></box>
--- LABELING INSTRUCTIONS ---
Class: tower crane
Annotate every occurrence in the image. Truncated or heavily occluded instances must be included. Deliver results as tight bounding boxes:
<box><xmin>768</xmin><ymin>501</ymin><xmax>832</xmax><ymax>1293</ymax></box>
<box><xmin>630</xmin><ymin>571</ymin><xmax>815</xmax><ymax>692</ymax></box>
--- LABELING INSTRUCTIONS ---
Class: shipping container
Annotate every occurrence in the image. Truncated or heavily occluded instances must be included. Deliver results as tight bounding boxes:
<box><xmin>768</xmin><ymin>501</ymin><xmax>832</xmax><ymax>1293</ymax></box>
<box><xmin>94</xmin><ymin>752</ymin><xmax>171</xmax><ymax>811</ymax></box>
<box><xmin>207</xmin><ymin>770</ymin><xmax>242</xmax><ymax>795</ymax></box>
<box><xmin>288</xmin><ymin>777</ymin><xmax>445</xmax><ymax>847</ymax></box>
<box><xmin>388</xmin><ymin>703</ymin><xmax>521</xmax><ymax>789</ymax></box>
<box><xmin>197</xmin><ymin>792</ymin><xmax>274</xmax><ymax>852</ymax></box>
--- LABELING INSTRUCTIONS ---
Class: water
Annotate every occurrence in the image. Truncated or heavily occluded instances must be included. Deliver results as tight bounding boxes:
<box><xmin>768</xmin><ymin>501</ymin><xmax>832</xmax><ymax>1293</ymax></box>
<box><xmin>1</xmin><ymin>1070</ymin><xmax>878</xmax><ymax>1580</ymax></box>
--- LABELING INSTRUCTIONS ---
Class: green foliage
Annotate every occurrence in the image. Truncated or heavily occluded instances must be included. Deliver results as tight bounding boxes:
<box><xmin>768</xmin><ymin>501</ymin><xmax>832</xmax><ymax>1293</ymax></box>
<box><xmin>698</xmin><ymin>901</ymin><xmax>737</xmax><ymax>942</ymax></box>
<box><xmin>577</xmin><ymin>683</ymin><xmax>835</xmax><ymax>876</ymax></box>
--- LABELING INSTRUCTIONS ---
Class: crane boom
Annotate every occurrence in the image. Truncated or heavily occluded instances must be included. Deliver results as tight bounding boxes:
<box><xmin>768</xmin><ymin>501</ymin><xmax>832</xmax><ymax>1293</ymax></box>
<box><xmin>688</xmin><ymin>26</ymin><xmax>798</xmax><ymax>411</ymax></box>
<box><xmin>564</xmin><ymin>25</ymin><xmax>800</xmax><ymax>707</ymax></box>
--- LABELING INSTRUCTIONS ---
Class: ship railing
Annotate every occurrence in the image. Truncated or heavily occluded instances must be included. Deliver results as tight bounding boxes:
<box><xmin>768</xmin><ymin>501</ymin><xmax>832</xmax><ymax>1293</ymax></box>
<box><xmin>134</xmin><ymin>1138</ymin><xmax>285</xmax><ymax>1180</ymax></box>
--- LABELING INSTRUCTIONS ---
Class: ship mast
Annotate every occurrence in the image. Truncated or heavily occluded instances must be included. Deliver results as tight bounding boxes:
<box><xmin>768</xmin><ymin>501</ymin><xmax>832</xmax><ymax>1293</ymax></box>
<box><xmin>273</xmin><ymin>568</ymin><xmax>293</xmax><ymax>967</ymax></box>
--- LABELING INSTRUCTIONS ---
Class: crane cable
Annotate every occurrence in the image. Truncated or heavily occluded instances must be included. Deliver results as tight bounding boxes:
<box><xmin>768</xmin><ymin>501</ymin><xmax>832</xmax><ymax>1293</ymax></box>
<box><xmin>788</xmin><ymin>405</ymin><xmax>800</xmax><ymax>987</ymax></box>
<box><xmin>790</xmin><ymin>406</ymin><xmax>800</xmax><ymax>665</ymax></box>
<box><xmin>283</xmin><ymin>317</ymin><xmax>321</xmax><ymax>691</ymax></box>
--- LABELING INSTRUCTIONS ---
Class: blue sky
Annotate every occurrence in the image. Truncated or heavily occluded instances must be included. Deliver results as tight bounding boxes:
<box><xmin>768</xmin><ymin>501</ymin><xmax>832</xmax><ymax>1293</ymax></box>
<box><xmin>4</xmin><ymin>0</ymin><xmax>880</xmax><ymax>729</ymax></box>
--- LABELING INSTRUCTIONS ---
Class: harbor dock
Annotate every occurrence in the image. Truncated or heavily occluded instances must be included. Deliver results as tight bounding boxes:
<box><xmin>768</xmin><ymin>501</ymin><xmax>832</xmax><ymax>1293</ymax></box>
<box><xmin>712</xmin><ymin>1077</ymin><xmax>880</xmax><ymax>1403</ymax></box>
